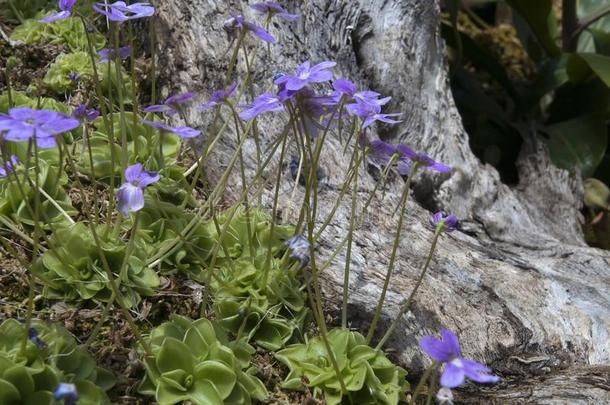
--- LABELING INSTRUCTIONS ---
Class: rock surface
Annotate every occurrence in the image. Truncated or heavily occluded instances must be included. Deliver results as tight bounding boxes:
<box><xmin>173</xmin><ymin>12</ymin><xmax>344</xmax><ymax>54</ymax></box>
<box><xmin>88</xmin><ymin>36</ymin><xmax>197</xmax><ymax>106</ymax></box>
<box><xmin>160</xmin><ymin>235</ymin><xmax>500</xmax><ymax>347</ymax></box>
<box><xmin>152</xmin><ymin>0</ymin><xmax>610</xmax><ymax>402</ymax></box>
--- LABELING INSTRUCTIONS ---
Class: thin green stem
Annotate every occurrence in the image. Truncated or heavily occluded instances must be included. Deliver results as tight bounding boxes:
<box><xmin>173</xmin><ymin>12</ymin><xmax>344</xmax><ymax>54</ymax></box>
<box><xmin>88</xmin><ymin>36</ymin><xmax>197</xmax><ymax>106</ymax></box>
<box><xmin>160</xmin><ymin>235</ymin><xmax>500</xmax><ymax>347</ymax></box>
<box><xmin>376</xmin><ymin>228</ymin><xmax>441</xmax><ymax>349</ymax></box>
<box><xmin>409</xmin><ymin>364</ymin><xmax>437</xmax><ymax>405</ymax></box>
<box><xmin>366</xmin><ymin>163</ymin><xmax>419</xmax><ymax>344</ymax></box>
<box><xmin>341</xmin><ymin>127</ymin><xmax>362</xmax><ymax>329</ymax></box>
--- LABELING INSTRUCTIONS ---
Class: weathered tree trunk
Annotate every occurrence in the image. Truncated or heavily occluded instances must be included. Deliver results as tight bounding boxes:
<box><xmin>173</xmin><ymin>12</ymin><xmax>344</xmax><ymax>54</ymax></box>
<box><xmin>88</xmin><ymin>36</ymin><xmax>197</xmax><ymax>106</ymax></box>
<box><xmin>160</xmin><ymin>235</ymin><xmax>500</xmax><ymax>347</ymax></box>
<box><xmin>152</xmin><ymin>0</ymin><xmax>610</xmax><ymax>402</ymax></box>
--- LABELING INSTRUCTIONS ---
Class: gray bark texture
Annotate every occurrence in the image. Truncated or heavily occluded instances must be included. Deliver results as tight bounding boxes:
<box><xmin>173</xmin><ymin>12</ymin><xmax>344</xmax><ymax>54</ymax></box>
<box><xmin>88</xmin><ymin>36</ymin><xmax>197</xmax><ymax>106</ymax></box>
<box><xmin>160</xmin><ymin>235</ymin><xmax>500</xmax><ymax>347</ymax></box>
<box><xmin>152</xmin><ymin>0</ymin><xmax>610</xmax><ymax>403</ymax></box>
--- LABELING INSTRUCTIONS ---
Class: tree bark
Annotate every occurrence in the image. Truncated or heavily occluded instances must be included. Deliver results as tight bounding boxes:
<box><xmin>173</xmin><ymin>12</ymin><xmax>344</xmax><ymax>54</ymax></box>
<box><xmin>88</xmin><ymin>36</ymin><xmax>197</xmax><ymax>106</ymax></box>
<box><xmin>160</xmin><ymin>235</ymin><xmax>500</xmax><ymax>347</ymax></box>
<box><xmin>152</xmin><ymin>0</ymin><xmax>610</xmax><ymax>402</ymax></box>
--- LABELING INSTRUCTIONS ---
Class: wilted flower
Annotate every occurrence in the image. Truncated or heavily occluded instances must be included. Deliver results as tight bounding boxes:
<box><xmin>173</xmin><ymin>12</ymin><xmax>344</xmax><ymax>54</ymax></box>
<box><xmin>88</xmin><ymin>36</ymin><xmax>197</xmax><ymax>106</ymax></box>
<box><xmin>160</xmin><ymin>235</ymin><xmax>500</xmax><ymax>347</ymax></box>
<box><xmin>436</xmin><ymin>387</ymin><xmax>454</xmax><ymax>405</ymax></box>
<box><xmin>98</xmin><ymin>46</ymin><xmax>132</xmax><ymax>63</ymax></box>
<box><xmin>28</xmin><ymin>327</ymin><xmax>47</xmax><ymax>349</ymax></box>
<box><xmin>93</xmin><ymin>1</ymin><xmax>154</xmax><ymax>22</ymax></box>
<box><xmin>359</xmin><ymin>135</ymin><xmax>396</xmax><ymax>164</ymax></box>
<box><xmin>0</xmin><ymin>107</ymin><xmax>80</xmax><ymax>148</ymax></box>
<box><xmin>223</xmin><ymin>15</ymin><xmax>275</xmax><ymax>43</ymax></box>
<box><xmin>53</xmin><ymin>382</ymin><xmax>78</xmax><ymax>405</ymax></box>
<box><xmin>420</xmin><ymin>328</ymin><xmax>499</xmax><ymax>388</ymax></box>
<box><xmin>238</xmin><ymin>93</ymin><xmax>284</xmax><ymax>120</ymax></box>
<box><xmin>430</xmin><ymin>212</ymin><xmax>458</xmax><ymax>233</ymax></box>
<box><xmin>38</xmin><ymin>0</ymin><xmax>76</xmax><ymax>23</ymax></box>
<box><xmin>116</xmin><ymin>163</ymin><xmax>159</xmax><ymax>215</ymax></box>
<box><xmin>285</xmin><ymin>235</ymin><xmax>310</xmax><ymax>267</ymax></box>
<box><xmin>72</xmin><ymin>104</ymin><xmax>100</xmax><ymax>121</ymax></box>
<box><xmin>250</xmin><ymin>2</ymin><xmax>299</xmax><ymax>21</ymax></box>
<box><xmin>143</xmin><ymin>92</ymin><xmax>194</xmax><ymax>116</ymax></box>
<box><xmin>196</xmin><ymin>82</ymin><xmax>238</xmax><ymax>111</ymax></box>
<box><xmin>274</xmin><ymin>60</ymin><xmax>336</xmax><ymax>92</ymax></box>
<box><xmin>0</xmin><ymin>155</ymin><xmax>20</xmax><ymax>178</ymax></box>
<box><xmin>141</xmin><ymin>119</ymin><xmax>200</xmax><ymax>138</ymax></box>
<box><xmin>346</xmin><ymin>100</ymin><xmax>401</xmax><ymax>128</ymax></box>
<box><xmin>396</xmin><ymin>144</ymin><xmax>451</xmax><ymax>172</ymax></box>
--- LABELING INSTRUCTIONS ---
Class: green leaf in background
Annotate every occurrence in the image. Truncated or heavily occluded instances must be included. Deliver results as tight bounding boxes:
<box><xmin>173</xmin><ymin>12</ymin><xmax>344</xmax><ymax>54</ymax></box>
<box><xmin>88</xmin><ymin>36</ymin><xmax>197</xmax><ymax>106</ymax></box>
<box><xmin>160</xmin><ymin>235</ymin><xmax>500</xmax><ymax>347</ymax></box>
<box><xmin>589</xmin><ymin>28</ymin><xmax>610</xmax><ymax>56</ymax></box>
<box><xmin>506</xmin><ymin>0</ymin><xmax>561</xmax><ymax>58</ymax></box>
<box><xmin>577</xmin><ymin>0</ymin><xmax>610</xmax><ymax>53</ymax></box>
<box><xmin>543</xmin><ymin>113</ymin><xmax>608</xmax><ymax>177</ymax></box>
<box><xmin>567</xmin><ymin>52</ymin><xmax>610</xmax><ymax>86</ymax></box>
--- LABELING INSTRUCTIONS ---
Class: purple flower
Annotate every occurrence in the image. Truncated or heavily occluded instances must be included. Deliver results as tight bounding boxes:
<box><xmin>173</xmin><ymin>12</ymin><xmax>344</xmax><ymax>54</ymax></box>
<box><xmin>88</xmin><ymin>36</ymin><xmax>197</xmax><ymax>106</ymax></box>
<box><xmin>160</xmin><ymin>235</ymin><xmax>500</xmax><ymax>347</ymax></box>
<box><xmin>141</xmin><ymin>119</ymin><xmax>200</xmax><ymax>138</ymax></box>
<box><xmin>98</xmin><ymin>46</ymin><xmax>132</xmax><ymax>63</ymax></box>
<box><xmin>0</xmin><ymin>156</ymin><xmax>20</xmax><ymax>178</ymax></box>
<box><xmin>332</xmin><ymin>79</ymin><xmax>391</xmax><ymax>108</ymax></box>
<box><xmin>196</xmin><ymin>82</ymin><xmax>238</xmax><ymax>111</ymax></box>
<box><xmin>67</xmin><ymin>72</ymin><xmax>80</xmax><ymax>82</ymax></box>
<box><xmin>420</xmin><ymin>329</ymin><xmax>499</xmax><ymax>388</ymax></box>
<box><xmin>285</xmin><ymin>235</ymin><xmax>310</xmax><ymax>267</ymax></box>
<box><xmin>0</xmin><ymin>107</ymin><xmax>80</xmax><ymax>149</ymax></box>
<box><xmin>223</xmin><ymin>15</ymin><xmax>275</xmax><ymax>43</ymax></box>
<box><xmin>38</xmin><ymin>0</ymin><xmax>76</xmax><ymax>23</ymax></box>
<box><xmin>396</xmin><ymin>144</ymin><xmax>451</xmax><ymax>172</ymax></box>
<box><xmin>93</xmin><ymin>1</ymin><xmax>154</xmax><ymax>22</ymax></box>
<box><xmin>53</xmin><ymin>382</ymin><xmax>78</xmax><ymax>405</ymax></box>
<box><xmin>72</xmin><ymin>105</ymin><xmax>100</xmax><ymax>121</ymax></box>
<box><xmin>143</xmin><ymin>92</ymin><xmax>194</xmax><ymax>116</ymax></box>
<box><xmin>250</xmin><ymin>2</ymin><xmax>299</xmax><ymax>21</ymax></box>
<box><xmin>239</xmin><ymin>93</ymin><xmax>284</xmax><ymax>120</ymax></box>
<box><xmin>430</xmin><ymin>212</ymin><xmax>458</xmax><ymax>233</ymax></box>
<box><xmin>28</xmin><ymin>327</ymin><xmax>47</xmax><ymax>349</ymax></box>
<box><xmin>346</xmin><ymin>101</ymin><xmax>401</xmax><ymax>128</ymax></box>
<box><xmin>274</xmin><ymin>61</ymin><xmax>336</xmax><ymax>92</ymax></box>
<box><xmin>116</xmin><ymin>164</ymin><xmax>159</xmax><ymax>215</ymax></box>
<box><xmin>359</xmin><ymin>135</ymin><xmax>396</xmax><ymax>164</ymax></box>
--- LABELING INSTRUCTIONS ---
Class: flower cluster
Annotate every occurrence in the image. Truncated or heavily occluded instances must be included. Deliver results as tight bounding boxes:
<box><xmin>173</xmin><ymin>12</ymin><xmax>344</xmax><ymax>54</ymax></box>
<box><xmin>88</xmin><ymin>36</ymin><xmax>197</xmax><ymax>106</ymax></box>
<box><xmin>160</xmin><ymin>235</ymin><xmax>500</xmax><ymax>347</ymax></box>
<box><xmin>93</xmin><ymin>1</ymin><xmax>154</xmax><ymax>22</ymax></box>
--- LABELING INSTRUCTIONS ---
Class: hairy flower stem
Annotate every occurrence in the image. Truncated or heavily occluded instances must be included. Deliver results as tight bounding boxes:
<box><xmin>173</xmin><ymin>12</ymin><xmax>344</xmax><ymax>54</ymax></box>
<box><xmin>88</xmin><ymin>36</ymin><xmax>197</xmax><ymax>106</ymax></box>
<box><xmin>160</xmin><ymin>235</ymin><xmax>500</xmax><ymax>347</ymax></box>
<box><xmin>228</xmin><ymin>102</ymin><xmax>256</xmax><ymax>260</ymax></box>
<box><xmin>113</xmin><ymin>27</ymin><xmax>129</xmax><ymax>176</ymax></box>
<box><xmin>149</xmin><ymin>120</ymin><xmax>290</xmax><ymax>268</ymax></box>
<box><xmin>149</xmin><ymin>16</ymin><xmax>157</xmax><ymax>105</ymax></box>
<box><xmin>409</xmin><ymin>364</ymin><xmax>437</xmax><ymax>405</ymax></box>
<box><xmin>365</xmin><ymin>163</ymin><xmax>419</xmax><ymax>344</ymax></box>
<box><xmin>376</xmin><ymin>228</ymin><xmax>441</xmax><ymax>349</ymax></box>
<box><xmin>127</xmin><ymin>22</ymin><xmax>139</xmax><ymax>156</ymax></box>
<box><xmin>306</xmin><ymin>210</ymin><xmax>348</xmax><ymax>396</ymax></box>
<box><xmin>340</xmin><ymin>124</ymin><xmax>364</xmax><ymax>329</ymax></box>
<box><xmin>61</xmin><ymin>141</ymin><xmax>152</xmax><ymax>356</ymax></box>
<box><xmin>79</xmin><ymin>15</ymin><xmax>117</xmax><ymax>224</ymax></box>
<box><xmin>21</xmin><ymin>142</ymin><xmax>44</xmax><ymax>354</ymax></box>
<box><xmin>425</xmin><ymin>369</ymin><xmax>439</xmax><ymax>405</ymax></box>
<box><xmin>83</xmin><ymin>293</ymin><xmax>115</xmax><ymax>348</ymax></box>
<box><xmin>261</xmin><ymin>130</ymin><xmax>289</xmax><ymax>288</ymax></box>
<box><xmin>225</xmin><ymin>31</ymin><xmax>246</xmax><ymax>86</ymax></box>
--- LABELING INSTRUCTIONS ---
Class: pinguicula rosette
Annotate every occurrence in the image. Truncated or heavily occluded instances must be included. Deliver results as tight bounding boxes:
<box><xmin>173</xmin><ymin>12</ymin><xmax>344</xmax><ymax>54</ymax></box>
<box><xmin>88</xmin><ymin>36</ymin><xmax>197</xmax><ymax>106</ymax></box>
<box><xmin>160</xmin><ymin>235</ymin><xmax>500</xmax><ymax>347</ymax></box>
<box><xmin>420</xmin><ymin>328</ymin><xmax>500</xmax><ymax>388</ymax></box>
